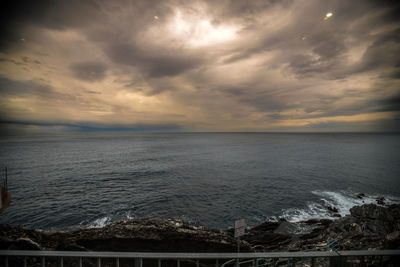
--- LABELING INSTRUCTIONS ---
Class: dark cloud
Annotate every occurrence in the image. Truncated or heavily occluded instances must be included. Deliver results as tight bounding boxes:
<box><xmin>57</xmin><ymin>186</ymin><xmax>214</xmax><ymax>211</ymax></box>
<box><xmin>0</xmin><ymin>77</ymin><xmax>52</xmax><ymax>96</ymax></box>
<box><xmin>22</xmin><ymin>57</ymin><xmax>41</xmax><ymax>65</ymax></box>
<box><xmin>70</xmin><ymin>62</ymin><xmax>107</xmax><ymax>82</ymax></box>
<box><xmin>0</xmin><ymin>0</ymin><xmax>103</xmax><ymax>51</ymax></box>
<box><xmin>287</xmin><ymin>54</ymin><xmax>334</xmax><ymax>77</ymax></box>
<box><xmin>106</xmin><ymin>43</ymin><xmax>203</xmax><ymax>78</ymax></box>
<box><xmin>208</xmin><ymin>0</ymin><xmax>292</xmax><ymax>19</ymax></box>
<box><xmin>0</xmin><ymin>77</ymin><xmax>76</xmax><ymax>103</ymax></box>
<box><xmin>388</xmin><ymin>69</ymin><xmax>400</xmax><ymax>79</ymax></box>
<box><xmin>356</xmin><ymin>28</ymin><xmax>400</xmax><ymax>73</ymax></box>
<box><xmin>373</xmin><ymin>95</ymin><xmax>400</xmax><ymax>112</ymax></box>
<box><xmin>1</xmin><ymin>0</ymin><xmax>400</xmax><ymax>131</ymax></box>
<box><xmin>0</xmin><ymin>58</ymin><xmax>24</xmax><ymax>65</ymax></box>
<box><xmin>0</xmin><ymin>120</ymin><xmax>182</xmax><ymax>134</ymax></box>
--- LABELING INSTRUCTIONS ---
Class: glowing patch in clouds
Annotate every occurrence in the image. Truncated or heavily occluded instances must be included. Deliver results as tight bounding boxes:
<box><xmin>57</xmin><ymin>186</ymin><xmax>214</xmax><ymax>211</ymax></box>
<box><xmin>324</xmin><ymin>12</ymin><xmax>333</xmax><ymax>20</ymax></box>
<box><xmin>169</xmin><ymin>10</ymin><xmax>237</xmax><ymax>47</ymax></box>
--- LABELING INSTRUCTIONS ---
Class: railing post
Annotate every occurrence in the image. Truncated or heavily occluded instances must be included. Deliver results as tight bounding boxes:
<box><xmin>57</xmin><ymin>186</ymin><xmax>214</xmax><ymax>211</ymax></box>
<box><xmin>330</xmin><ymin>254</ymin><xmax>342</xmax><ymax>267</ymax></box>
<box><xmin>0</xmin><ymin>249</ymin><xmax>399</xmax><ymax>267</ymax></box>
<box><xmin>135</xmin><ymin>258</ymin><xmax>143</xmax><ymax>267</ymax></box>
<box><xmin>290</xmin><ymin>257</ymin><xmax>295</xmax><ymax>267</ymax></box>
<box><xmin>360</xmin><ymin>255</ymin><xmax>366</xmax><ymax>267</ymax></box>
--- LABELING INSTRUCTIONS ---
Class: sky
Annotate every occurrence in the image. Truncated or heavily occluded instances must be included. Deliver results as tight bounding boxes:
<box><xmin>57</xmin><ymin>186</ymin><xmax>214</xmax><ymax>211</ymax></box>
<box><xmin>0</xmin><ymin>0</ymin><xmax>399</xmax><ymax>133</ymax></box>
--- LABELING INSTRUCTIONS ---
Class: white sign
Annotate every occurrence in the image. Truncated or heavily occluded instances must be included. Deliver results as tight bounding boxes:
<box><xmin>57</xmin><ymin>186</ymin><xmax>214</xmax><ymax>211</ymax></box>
<box><xmin>234</xmin><ymin>219</ymin><xmax>246</xmax><ymax>238</ymax></box>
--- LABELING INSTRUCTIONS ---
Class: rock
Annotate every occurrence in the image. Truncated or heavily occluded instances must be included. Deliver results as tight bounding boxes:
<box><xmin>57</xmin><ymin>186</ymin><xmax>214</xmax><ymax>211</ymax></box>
<box><xmin>0</xmin><ymin>237</ymin><xmax>12</xmax><ymax>250</ymax></box>
<box><xmin>56</xmin><ymin>242</ymin><xmax>88</xmax><ymax>251</ymax></box>
<box><xmin>8</xmin><ymin>237</ymin><xmax>41</xmax><ymax>250</ymax></box>
<box><xmin>304</xmin><ymin>219</ymin><xmax>320</xmax><ymax>225</ymax></box>
<box><xmin>249</xmin><ymin>221</ymin><xmax>281</xmax><ymax>233</ymax></box>
<box><xmin>1</xmin><ymin>204</ymin><xmax>399</xmax><ymax>253</ymax></box>
<box><xmin>274</xmin><ymin>222</ymin><xmax>297</xmax><ymax>235</ymax></box>
<box><xmin>350</xmin><ymin>204</ymin><xmax>393</xmax><ymax>221</ymax></box>
<box><xmin>385</xmin><ymin>231</ymin><xmax>400</xmax><ymax>249</ymax></box>
<box><xmin>320</xmin><ymin>219</ymin><xmax>333</xmax><ymax>226</ymax></box>
<box><xmin>326</xmin><ymin>205</ymin><xmax>339</xmax><ymax>213</ymax></box>
<box><xmin>356</xmin><ymin>193</ymin><xmax>366</xmax><ymax>199</ymax></box>
<box><xmin>376</xmin><ymin>197</ymin><xmax>385</xmax><ymax>205</ymax></box>
<box><xmin>332</xmin><ymin>213</ymin><xmax>342</xmax><ymax>218</ymax></box>
<box><xmin>299</xmin><ymin>227</ymin><xmax>325</xmax><ymax>240</ymax></box>
<box><xmin>386</xmin><ymin>231</ymin><xmax>400</xmax><ymax>241</ymax></box>
<box><xmin>244</xmin><ymin>221</ymin><xmax>292</xmax><ymax>250</ymax></box>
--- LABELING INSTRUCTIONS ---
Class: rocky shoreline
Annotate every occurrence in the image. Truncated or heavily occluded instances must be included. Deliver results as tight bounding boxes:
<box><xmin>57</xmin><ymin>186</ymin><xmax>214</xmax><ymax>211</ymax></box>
<box><xmin>1</xmin><ymin>204</ymin><xmax>399</xmax><ymax>253</ymax></box>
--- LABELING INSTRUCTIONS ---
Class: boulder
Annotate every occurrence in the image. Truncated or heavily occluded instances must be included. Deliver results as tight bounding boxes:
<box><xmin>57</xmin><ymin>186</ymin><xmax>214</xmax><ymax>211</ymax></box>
<box><xmin>8</xmin><ymin>237</ymin><xmax>41</xmax><ymax>250</ymax></box>
<box><xmin>304</xmin><ymin>219</ymin><xmax>320</xmax><ymax>225</ymax></box>
<box><xmin>273</xmin><ymin>221</ymin><xmax>297</xmax><ymax>235</ymax></box>
<box><xmin>376</xmin><ymin>197</ymin><xmax>385</xmax><ymax>205</ymax></box>
<box><xmin>386</xmin><ymin>231</ymin><xmax>400</xmax><ymax>241</ymax></box>
<box><xmin>326</xmin><ymin>205</ymin><xmax>339</xmax><ymax>213</ymax></box>
<box><xmin>320</xmin><ymin>219</ymin><xmax>333</xmax><ymax>226</ymax></box>
<box><xmin>356</xmin><ymin>193</ymin><xmax>365</xmax><ymax>199</ymax></box>
<box><xmin>1</xmin><ymin>204</ymin><xmax>399</xmax><ymax>253</ymax></box>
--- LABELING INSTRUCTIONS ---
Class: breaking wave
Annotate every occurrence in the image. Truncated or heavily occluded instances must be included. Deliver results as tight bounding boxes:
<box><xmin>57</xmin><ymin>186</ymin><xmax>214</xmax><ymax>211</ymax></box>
<box><xmin>280</xmin><ymin>190</ymin><xmax>400</xmax><ymax>223</ymax></box>
<box><xmin>80</xmin><ymin>209</ymin><xmax>135</xmax><ymax>229</ymax></box>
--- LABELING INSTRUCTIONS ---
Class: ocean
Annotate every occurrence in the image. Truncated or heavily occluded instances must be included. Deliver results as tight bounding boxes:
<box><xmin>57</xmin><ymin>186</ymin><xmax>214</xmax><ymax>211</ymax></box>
<box><xmin>0</xmin><ymin>132</ymin><xmax>399</xmax><ymax>230</ymax></box>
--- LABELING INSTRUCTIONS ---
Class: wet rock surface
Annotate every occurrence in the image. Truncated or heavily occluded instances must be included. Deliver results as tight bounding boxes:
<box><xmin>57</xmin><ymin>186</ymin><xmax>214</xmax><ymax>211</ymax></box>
<box><xmin>1</xmin><ymin>204</ymin><xmax>399</xmax><ymax>253</ymax></box>
<box><xmin>0</xmin><ymin>217</ymin><xmax>245</xmax><ymax>252</ymax></box>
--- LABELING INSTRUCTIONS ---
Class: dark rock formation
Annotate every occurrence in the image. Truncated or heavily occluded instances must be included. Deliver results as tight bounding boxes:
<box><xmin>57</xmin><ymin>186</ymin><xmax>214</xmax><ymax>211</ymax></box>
<box><xmin>326</xmin><ymin>205</ymin><xmax>339</xmax><ymax>213</ymax></box>
<box><xmin>0</xmin><ymin>217</ymin><xmax>247</xmax><ymax>252</ymax></box>
<box><xmin>376</xmin><ymin>196</ymin><xmax>386</xmax><ymax>205</ymax></box>
<box><xmin>1</xmin><ymin>204</ymin><xmax>399</xmax><ymax>253</ymax></box>
<box><xmin>356</xmin><ymin>193</ymin><xmax>365</xmax><ymax>199</ymax></box>
<box><xmin>243</xmin><ymin>221</ymin><xmax>293</xmax><ymax>250</ymax></box>
<box><xmin>294</xmin><ymin>204</ymin><xmax>400</xmax><ymax>251</ymax></box>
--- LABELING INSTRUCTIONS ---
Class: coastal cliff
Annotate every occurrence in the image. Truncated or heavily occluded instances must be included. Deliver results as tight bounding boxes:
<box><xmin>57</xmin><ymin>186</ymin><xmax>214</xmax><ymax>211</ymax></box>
<box><xmin>1</xmin><ymin>204</ymin><xmax>399</xmax><ymax>252</ymax></box>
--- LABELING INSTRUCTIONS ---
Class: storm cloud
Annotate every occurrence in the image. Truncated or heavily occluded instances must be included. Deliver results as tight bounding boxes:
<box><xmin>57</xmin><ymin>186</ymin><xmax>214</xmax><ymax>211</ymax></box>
<box><xmin>1</xmin><ymin>0</ymin><xmax>400</xmax><ymax>132</ymax></box>
<box><xmin>70</xmin><ymin>61</ymin><xmax>107</xmax><ymax>82</ymax></box>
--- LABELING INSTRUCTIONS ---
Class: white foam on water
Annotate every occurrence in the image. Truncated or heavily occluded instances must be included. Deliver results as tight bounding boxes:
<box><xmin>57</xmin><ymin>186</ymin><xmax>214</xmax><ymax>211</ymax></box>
<box><xmin>281</xmin><ymin>202</ymin><xmax>331</xmax><ymax>222</ymax></box>
<box><xmin>86</xmin><ymin>216</ymin><xmax>112</xmax><ymax>228</ymax></box>
<box><xmin>280</xmin><ymin>190</ymin><xmax>400</xmax><ymax>223</ymax></box>
<box><xmin>124</xmin><ymin>210</ymin><xmax>135</xmax><ymax>220</ymax></box>
<box><xmin>79</xmin><ymin>208</ymin><xmax>136</xmax><ymax>229</ymax></box>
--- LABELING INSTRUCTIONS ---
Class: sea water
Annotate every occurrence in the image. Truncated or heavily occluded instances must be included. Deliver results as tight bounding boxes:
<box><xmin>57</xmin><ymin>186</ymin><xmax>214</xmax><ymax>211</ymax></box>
<box><xmin>0</xmin><ymin>132</ymin><xmax>399</xmax><ymax>230</ymax></box>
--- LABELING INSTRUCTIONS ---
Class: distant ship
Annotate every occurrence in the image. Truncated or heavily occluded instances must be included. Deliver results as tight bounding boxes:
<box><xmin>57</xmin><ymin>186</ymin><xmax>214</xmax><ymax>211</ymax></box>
<box><xmin>0</xmin><ymin>167</ymin><xmax>11</xmax><ymax>212</ymax></box>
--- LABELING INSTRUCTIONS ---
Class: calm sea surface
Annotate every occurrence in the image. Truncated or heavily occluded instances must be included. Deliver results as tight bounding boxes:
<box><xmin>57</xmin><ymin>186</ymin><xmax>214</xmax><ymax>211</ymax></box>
<box><xmin>0</xmin><ymin>132</ymin><xmax>399</xmax><ymax>230</ymax></box>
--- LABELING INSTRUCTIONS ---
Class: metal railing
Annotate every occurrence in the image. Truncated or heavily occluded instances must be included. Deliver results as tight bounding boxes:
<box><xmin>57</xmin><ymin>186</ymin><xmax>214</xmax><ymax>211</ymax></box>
<box><xmin>1</xmin><ymin>250</ymin><xmax>399</xmax><ymax>267</ymax></box>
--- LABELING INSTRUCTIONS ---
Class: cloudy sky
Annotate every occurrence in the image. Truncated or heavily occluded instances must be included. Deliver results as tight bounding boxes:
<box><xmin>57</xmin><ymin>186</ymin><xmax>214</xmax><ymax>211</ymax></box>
<box><xmin>0</xmin><ymin>0</ymin><xmax>399</xmax><ymax>133</ymax></box>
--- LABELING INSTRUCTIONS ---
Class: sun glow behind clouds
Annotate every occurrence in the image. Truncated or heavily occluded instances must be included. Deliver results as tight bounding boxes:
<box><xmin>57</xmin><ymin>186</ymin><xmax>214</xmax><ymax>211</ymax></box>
<box><xmin>169</xmin><ymin>10</ymin><xmax>237</xmax><ymax>47</ymax></box>
<box><xmin>324</xmin><ymin>12</ymin><xmax>333</xmax><ymax>20</ymax></box>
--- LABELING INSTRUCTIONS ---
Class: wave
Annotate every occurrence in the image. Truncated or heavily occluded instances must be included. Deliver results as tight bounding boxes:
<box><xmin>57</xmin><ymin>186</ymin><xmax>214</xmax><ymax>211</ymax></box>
<box><xmin>80</xmin><ymin>209</ymin><xmax>135</xmax><ymax>229</ymax></box>
<box><xmin>280</xmin><ymin>190</ymin><xmax>400</xmax><ymax>223</ymax></box>
<box><xmin>78</xmin><ymin>190</ymin><xmax>400</xmax><ymax>230</ymax></box>
<box><xmin>84</xmin><ymin>216</ymin><xmax>111</xmax><ymax>228</ymax></box>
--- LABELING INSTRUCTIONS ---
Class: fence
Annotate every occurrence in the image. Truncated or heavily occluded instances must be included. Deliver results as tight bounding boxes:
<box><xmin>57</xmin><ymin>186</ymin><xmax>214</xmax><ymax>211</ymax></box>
<box><xmin>1</xmin><ymin>250</ymin><xmax>399</xmax><ymax>267</ymax></box>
